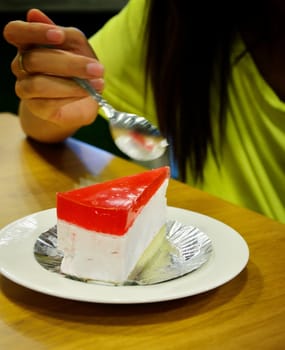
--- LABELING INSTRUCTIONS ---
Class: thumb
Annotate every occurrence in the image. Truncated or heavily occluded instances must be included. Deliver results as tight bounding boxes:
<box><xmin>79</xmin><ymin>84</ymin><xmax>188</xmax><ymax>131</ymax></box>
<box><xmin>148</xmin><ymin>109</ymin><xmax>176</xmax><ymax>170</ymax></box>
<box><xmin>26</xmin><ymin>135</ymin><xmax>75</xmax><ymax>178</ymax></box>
<box><xmin>26</xmin><ymin>8</ymin><xmax>55</xmax><ymax>25</ymax></box>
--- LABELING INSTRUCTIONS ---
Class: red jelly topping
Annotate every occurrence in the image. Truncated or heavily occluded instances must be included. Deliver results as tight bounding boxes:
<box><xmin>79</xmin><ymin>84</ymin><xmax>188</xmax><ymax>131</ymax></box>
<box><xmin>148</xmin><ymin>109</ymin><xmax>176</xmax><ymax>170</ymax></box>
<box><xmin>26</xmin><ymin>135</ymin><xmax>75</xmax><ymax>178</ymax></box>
<box><xmin>56</xmin><ymin>166</ymin><xmax>170</xmax><ymax>235</ymax></box>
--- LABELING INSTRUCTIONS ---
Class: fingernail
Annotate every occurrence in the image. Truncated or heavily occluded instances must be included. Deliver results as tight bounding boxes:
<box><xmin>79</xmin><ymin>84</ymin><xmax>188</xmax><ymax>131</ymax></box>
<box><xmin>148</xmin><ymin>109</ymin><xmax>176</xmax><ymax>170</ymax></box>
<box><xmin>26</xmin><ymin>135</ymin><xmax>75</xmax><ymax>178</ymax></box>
<box><xmin>90</xmin><ymin>78</ymin><xmax>105</xmax><ymax>90</ymax></box>
<box><xmin>46</xmin><ymin>29</ymin><xmax>65</xmax><ymax>43</ymax></box>
<box><xmin>86</xmin><ymin>62</ymin><xmax>104</xmax><ymax>76</ymax></box>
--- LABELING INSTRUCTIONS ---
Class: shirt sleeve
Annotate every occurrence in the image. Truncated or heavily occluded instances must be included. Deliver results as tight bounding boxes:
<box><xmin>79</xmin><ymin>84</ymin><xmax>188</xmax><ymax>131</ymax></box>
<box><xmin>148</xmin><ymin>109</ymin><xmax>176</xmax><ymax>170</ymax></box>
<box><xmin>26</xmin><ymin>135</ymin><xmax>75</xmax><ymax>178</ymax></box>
<box><xmin>88</xmin><ymin>0</ymin><xmax>157</xmax><ymax>125</ymax></box>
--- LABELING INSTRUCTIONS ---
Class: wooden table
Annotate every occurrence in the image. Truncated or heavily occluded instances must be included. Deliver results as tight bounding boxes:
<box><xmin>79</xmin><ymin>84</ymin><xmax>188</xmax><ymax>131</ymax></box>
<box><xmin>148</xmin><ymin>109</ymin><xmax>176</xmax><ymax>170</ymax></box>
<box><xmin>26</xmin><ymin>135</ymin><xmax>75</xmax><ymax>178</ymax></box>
<box><xmin>0</xmin><ymin>113</ymin><xmax>284</xmax><ymax>349</ymax></box>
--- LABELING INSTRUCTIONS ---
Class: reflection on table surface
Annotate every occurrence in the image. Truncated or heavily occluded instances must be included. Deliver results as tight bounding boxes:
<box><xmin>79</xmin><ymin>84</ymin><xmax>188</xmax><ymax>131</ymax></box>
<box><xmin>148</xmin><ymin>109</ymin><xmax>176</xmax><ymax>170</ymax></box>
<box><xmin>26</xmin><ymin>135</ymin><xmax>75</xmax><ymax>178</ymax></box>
<box><xmin>0</xmin><ymin>113</ymin><xmax>284</xmax><ymax>349</ymax></box>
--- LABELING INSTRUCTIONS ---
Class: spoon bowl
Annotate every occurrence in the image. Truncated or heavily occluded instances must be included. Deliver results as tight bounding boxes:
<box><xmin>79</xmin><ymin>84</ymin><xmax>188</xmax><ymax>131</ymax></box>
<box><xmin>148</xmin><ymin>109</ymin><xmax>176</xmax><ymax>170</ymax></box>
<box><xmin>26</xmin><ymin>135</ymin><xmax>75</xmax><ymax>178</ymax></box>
<box><xmin>73</xmin><ymin>77</ymin><xmax>168</xmax><ymax>161</ymax></box>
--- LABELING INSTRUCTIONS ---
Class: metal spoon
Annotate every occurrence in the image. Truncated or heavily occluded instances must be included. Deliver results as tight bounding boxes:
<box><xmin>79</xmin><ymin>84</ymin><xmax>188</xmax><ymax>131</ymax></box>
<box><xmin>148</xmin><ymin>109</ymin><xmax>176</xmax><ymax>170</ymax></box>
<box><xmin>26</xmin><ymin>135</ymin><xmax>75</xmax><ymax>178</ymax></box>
<box><xmin>73</xmin><ymin>77</ymin><xmax>168</xmax><ymax>161</ymax></box>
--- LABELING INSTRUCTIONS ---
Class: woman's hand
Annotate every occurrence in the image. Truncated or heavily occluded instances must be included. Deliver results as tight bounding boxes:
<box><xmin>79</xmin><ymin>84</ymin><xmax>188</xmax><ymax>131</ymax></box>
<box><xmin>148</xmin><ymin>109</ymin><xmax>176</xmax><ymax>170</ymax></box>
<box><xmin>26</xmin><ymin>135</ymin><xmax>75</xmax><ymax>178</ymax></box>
<box><xmin>3</xmin><ymin>9</ymin><xmax>104</xmax><ymax>141</ymax></box>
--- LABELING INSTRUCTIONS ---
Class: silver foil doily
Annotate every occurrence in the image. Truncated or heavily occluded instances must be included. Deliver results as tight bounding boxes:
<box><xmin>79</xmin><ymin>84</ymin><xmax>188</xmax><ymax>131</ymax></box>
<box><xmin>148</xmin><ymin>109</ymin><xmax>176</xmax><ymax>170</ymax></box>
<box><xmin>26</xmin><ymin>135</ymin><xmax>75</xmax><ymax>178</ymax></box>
<box><xmin>34</xmin><ymin>221</ymin><xmax>213</xmax><ymax>286</ymax></box>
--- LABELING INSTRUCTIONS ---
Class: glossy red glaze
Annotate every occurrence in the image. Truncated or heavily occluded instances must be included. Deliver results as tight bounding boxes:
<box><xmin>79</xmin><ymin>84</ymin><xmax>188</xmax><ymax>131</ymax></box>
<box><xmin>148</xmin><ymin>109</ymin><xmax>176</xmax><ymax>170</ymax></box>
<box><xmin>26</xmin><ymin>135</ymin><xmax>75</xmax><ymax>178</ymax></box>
<box><xmin>56</xmin><ymin>166</ymin><xmax>170</xmax><ymax>235</ymax></box>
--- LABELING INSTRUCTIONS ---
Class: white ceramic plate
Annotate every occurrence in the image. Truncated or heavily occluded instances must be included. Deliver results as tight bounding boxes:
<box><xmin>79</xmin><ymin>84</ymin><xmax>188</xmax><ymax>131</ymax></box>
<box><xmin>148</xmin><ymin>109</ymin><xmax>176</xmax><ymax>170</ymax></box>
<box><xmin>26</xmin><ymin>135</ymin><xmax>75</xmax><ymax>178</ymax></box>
<box><xmin>0</xmin><ymin>207</ymin><xmax>249</xmax><ymax>304</ymax></box>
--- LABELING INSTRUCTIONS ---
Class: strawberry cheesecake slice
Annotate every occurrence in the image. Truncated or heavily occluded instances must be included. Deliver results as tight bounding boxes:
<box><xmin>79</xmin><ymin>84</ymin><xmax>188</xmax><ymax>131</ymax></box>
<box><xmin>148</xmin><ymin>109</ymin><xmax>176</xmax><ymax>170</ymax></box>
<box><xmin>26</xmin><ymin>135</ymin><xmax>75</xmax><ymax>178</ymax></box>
<box><xmin>56</xmin><ymin>166</ymin><xmax>170</xmax><ymax>284</ymax></box>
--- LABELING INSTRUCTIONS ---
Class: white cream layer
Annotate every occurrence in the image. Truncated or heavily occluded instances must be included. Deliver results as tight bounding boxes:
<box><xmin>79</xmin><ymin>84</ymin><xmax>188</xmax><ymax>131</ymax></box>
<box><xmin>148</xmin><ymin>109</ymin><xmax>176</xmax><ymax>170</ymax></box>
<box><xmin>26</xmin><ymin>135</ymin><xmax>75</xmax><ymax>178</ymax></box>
<box><xmin>57</xmin><ymin>179</ymin><xmax>168</xmax><ymax>284</ymax></box>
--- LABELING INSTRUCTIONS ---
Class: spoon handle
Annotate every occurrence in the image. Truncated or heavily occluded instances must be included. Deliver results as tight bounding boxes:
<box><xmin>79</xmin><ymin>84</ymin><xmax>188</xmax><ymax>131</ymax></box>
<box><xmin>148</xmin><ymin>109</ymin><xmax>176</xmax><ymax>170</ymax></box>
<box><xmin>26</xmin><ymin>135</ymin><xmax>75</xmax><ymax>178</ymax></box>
<box><xmin>72</xmin><ymin>77</ymin><xmax>107</xmax><ymax>107</ymax></box>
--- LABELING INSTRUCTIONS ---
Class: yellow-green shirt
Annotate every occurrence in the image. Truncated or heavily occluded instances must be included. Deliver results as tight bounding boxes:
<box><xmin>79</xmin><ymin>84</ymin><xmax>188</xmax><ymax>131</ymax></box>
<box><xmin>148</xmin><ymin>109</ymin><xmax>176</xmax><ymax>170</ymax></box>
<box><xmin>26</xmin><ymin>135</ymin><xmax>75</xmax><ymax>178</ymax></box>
<box><xmin>89</xmin><ymin>0</ymin><xmax>285</xmax><ymax>223</ymax></box>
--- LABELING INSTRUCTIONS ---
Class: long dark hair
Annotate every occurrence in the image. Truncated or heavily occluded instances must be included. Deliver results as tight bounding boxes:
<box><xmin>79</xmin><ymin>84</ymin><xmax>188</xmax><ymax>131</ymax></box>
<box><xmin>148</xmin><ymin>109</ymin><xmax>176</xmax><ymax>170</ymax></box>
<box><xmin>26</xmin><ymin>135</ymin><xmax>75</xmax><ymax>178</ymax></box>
<box><xmin>144</xmin><ymin>0</ymin><xmax>269</xmax><ymax>182</ymax></box>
